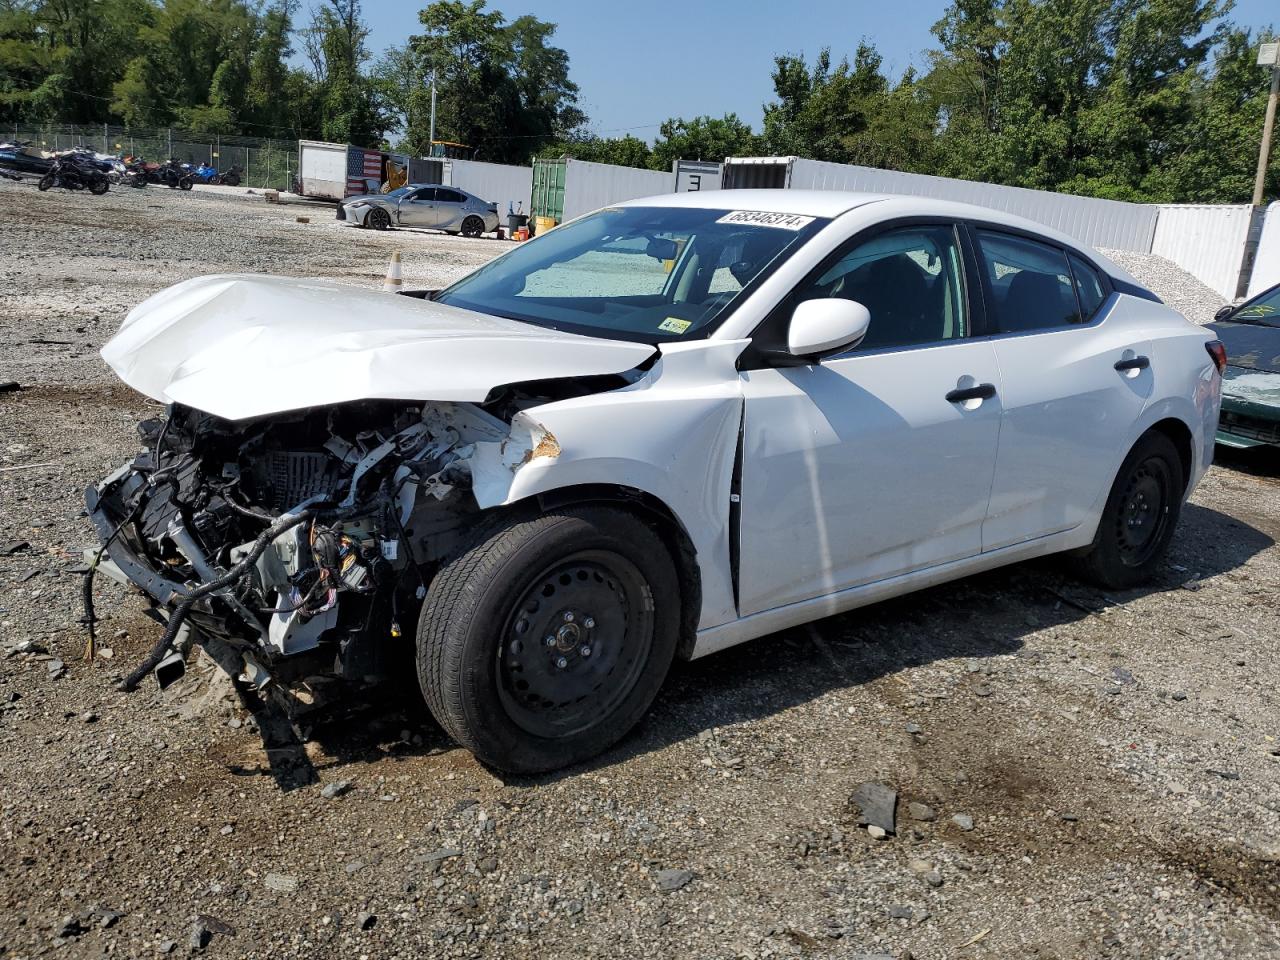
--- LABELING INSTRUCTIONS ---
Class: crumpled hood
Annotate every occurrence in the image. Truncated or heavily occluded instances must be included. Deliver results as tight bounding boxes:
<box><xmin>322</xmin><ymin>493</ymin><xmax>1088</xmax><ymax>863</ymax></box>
<box><xmin>101</xmin><ymin>274</ymin><xmax>656</xmax><ymax>421</ymax></box>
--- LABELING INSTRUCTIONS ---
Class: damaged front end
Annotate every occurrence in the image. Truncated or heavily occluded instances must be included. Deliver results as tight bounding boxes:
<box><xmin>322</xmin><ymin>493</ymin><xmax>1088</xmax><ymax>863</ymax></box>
<box><xmin>86</xmin><ymin>397</ymin><xmax>559</xmax><ymax>700</ymax></box>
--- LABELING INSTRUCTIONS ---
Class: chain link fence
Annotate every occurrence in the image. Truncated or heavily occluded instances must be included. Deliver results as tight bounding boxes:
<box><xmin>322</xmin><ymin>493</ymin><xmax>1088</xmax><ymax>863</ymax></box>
<box><xmin>6</xmin><ymin>122</ymin><xmax>298</xmax><ymax>190</ymax></box>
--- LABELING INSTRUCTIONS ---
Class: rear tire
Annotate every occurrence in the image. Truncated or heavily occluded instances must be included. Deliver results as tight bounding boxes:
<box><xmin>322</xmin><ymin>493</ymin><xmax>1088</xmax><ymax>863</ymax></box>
<box><xmin>461</xmin><ymin>215</ymin><xmax>485</xmax><ymax>238</ymax></box>
<box><xmin>178</xmin><ymin>176</ymin><xmax>193</xmax><ymax>191</ymax></box>
<box><xmin>1072</xmin><ymin>431</ymin><xmax>1183</xmax><ymax>589</ymax></box>
<box><xmin>417</xmin><ymin>506</ymin><xmax>681</xmax><ymax>774</ymax></box>
<box><xmin>88</xmin><ymin>178</ymin><xmax>109</xmax><ymax>195</ymax></box>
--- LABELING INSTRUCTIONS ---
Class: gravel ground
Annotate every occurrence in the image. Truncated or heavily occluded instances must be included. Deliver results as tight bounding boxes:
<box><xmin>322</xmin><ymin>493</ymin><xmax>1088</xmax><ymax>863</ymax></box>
<box><xmin>1100</xmin><ymin>249</ymin><xmax>1227</xmax><ymax>325</ymax></box>
<box><xmin>2</xmin><ymin>181</ymin><xmax>1280</xmax><ymax>960</ymax></box>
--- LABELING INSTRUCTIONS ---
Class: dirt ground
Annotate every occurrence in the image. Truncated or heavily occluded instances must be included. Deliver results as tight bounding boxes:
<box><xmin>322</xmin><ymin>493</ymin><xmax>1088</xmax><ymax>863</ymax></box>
<box><xmin>1</xmin><ymin>181</ymin><xmax>1279</xmax><ymax>960</ymax></box>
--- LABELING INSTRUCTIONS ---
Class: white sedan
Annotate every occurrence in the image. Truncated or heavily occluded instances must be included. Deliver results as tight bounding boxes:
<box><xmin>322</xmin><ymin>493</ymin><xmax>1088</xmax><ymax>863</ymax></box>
<box><xmin>89</xmin><ymin>190</ymin><xmax>1223</xmax><ymax>773</ymax></box>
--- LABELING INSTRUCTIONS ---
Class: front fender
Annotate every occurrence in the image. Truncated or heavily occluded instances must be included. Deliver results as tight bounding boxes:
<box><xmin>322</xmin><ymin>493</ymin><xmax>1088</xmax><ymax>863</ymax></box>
<box><xmin>474</xmin><ymin>341</ymin><xmax>750</xmax><ymax>630</ymax></box>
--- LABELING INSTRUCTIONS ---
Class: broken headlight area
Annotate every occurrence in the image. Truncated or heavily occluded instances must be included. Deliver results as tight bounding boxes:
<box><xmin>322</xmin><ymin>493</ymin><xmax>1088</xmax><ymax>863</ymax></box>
<box><xmin>84</xmin><ymin>397</ymin><xmax>554</xmax><ymax>700</ymax></box>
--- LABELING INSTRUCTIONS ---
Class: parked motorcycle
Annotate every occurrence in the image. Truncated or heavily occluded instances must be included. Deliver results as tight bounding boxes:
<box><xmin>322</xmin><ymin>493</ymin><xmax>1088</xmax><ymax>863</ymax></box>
<box><xmin>214</xmin><ymin>164</ymin><xmax>242</xmax><ymax>187</ymax></box>
<box><xmin>157</xmin><ymin>158</ymin><xmax>193</xmax><ymax>190</ymax></box>
<box><xmin>37</xmin><ymin>154</ymin><xmax>110</xmax><ymax>194</ymax></box>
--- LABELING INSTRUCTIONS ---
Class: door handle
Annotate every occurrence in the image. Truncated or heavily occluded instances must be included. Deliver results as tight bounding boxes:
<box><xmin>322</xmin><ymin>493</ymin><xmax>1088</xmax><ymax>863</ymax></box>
<box><xmin>1114</xmin><ymin>356</ymin><xmax>1150</xmax><ymax>371</ymax></box>
<box><xmin>945</xmin><ymin>383</ymin><xmax>997</xmax><ymax>403</ymax></box>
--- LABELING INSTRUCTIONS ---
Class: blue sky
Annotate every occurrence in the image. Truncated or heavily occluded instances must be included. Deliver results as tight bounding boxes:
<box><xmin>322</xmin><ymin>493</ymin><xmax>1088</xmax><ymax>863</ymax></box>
<box><xmin>316</xmin><ymin>0</ymin><xmax>1278</xmax><ymax>138</ymax></box>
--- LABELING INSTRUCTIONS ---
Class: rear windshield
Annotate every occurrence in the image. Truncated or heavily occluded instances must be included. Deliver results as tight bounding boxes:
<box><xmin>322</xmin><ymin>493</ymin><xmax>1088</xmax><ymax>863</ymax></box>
<box><xmin>436</xmin><ymin>206</ymin><xmax>827</xmax><ymax>343</ymax></box>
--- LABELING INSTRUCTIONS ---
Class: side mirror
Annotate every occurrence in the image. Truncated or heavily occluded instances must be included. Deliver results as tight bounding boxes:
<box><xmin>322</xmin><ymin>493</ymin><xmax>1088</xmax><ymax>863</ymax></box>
<box><xmin>1213</xmin><ymin>304</ymin><xmax>1235</xmax><ymax>322</ymax></box>
<box><xmin>788</xmin><ymin>298</ymin><xmax>872</xmax><ymax>358</ymax></box>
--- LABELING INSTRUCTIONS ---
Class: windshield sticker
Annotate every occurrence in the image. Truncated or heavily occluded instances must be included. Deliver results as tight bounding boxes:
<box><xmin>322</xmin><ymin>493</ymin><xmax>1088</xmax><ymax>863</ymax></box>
<box><xmin>658</xmin><ymin>317</ymin><xmax>692</xmax><ymax>334</ymax></box>
<box><xmin>716</xmin><ymin>210</ymin><xmax>815</xmax><ymax>230</ymax></box>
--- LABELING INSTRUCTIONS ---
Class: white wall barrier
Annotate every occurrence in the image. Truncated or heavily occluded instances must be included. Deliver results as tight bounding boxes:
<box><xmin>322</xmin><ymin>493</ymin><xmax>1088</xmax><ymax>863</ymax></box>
<box><xmin>1247</xmin><ymin>202</ymin><xmax>1280</xmax><ymax>298</ymax></box>
<box><xmin>1151</xmin><ymin>205</ymin><xmax>1255</xmax><ymax>301</ymax></box>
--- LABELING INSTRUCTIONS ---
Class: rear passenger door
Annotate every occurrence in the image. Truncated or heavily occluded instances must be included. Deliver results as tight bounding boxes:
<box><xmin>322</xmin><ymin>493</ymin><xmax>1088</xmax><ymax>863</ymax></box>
<box><xmin>433</xmin><ymin>188</ymin><xmax>469</xmax><ymax>231</ymax></box>
<box><xmin>973</xmin><ymin>228</ymin><xmax>1153</xmax><ymax>551</ymax></box>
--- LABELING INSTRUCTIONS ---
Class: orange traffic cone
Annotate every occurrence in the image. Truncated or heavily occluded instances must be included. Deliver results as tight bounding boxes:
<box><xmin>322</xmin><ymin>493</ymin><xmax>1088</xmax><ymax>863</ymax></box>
<box><xmin>383</xmin><ymin>251</ymin><xmax>403</xmax><ymax>293</ymax></box>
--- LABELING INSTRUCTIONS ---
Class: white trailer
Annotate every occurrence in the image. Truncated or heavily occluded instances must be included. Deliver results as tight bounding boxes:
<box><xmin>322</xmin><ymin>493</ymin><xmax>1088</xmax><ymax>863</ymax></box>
<box><xmin>442</xmin><ymin>158</ymin><xmax>532</xmax><ymax>216</ymax></box>
<box><xmin>297</xmin><ymin>140</ymin><xmax>445</xmax><ymax>201</ymax></box>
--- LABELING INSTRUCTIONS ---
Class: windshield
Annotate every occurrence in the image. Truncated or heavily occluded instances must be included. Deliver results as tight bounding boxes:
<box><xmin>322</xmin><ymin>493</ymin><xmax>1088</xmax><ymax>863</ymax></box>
<box><xmin>435</xmin><ymin>206</ymin><xmax>827</xmax><ymax>342</ymax></box>
<box><xmin>1233</xmin><ymin>286</ymin><xmax>1280</xmax><ymax>327</ymax></box>
<box><xmin>380</xmin><ymin>187</ymin><xmax>412</xmax><ymax>200</ymax></box>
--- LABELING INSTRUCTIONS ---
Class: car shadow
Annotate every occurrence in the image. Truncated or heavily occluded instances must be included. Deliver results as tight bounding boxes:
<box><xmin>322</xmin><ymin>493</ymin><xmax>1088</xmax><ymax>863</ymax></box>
<box><xmin>255</xmin><ymin>502</ymin><xmax>1272</xmax><ymax>790</ymax></box>
<box><xmin>1213</xmin><ymin>442</ymin><xmax>1280</xmax><ymax>479</ymax></box>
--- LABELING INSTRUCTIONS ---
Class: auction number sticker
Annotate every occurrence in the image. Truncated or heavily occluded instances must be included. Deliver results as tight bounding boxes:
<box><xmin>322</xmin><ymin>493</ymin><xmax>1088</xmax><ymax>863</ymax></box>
<box><xmin>717</xmin><ymin>210</ymin><xmax>815</xmax><ymax>230</ymax></box>
<box><xmin>658</xmin><ymin>317</ymin><xmax>692</xmax><ymax>334</ymax></box>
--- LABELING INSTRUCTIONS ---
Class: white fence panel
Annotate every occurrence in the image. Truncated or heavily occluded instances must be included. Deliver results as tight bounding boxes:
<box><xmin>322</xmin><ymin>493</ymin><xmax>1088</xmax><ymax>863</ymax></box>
<box><xmin>782</xmin><ymin>158</ymin><xmax>1160</xmax><ymax>252</ymax></box>
<box><xmin>443</xmin><ymin>159</ymin><xmax>532</xmax><ymax>217</ymax></box>
<box><xmin>1152</xmin><ymin>204</ymin><xmax>1254</xmax><ymax>300</ymax></box>
<box><xmin>563</xmin><ymin>160</ymin><xmax>673</xmax><ymax>221</ymax></box>
<box><xmin>1248</xmin><ymin>202</ymin><xmax>1280</xmax><ymax>297</ymax></box>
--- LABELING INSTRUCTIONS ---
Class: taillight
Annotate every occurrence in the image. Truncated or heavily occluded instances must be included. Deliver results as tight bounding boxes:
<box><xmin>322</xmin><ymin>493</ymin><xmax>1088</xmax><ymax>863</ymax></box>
<box><xmin>1205</xmin><ymin>339</ymin><xmax>1227</xmax><ymax>374</ymax></box>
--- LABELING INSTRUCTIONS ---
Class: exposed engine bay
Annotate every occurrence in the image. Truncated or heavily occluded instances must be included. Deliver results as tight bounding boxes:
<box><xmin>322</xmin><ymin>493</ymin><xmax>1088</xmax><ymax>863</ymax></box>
<box><xmin>83</xmin><ymin>387</ymin><xmax>594</xmax><ymax>700</ymax></box>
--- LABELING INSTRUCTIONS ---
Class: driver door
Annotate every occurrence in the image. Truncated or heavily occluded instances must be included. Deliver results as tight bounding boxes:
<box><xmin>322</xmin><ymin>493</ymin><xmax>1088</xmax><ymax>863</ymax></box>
<box><xmin>736</xmin><ymin>223</ymin><xmax>1003</xmax><ymax>616</ymax></box>
<box><xmin>396</xmin><ymin>187</ymin><xmax>437</xmax><ymax>227</ymax></box>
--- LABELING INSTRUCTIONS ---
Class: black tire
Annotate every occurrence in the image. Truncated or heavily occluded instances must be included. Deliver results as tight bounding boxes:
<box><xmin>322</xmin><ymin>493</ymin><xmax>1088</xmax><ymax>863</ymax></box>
<box><xmin>461</xmin><ymin>215</ymin><xmax>485</xmax><ymax>238</ymax></box>
<box><xmin>222</xmin><ymin>173</ymin><xmax>240</xmax><ymax>187</ymax></box>
<box><xmin>178</xmin><ymin>176</ymin><xmax>193</xmax><ymax>191</ymax></box>
<box><xmin>417</xmin><ymin>506</ymin><xmax>681</xmax><ymax>774</ymax></box>
<box><xmin>1072</xmin><ymin>431</ymin><xmax>1183</xmax><ymax>589</ymax></box>
<box><xmin>366</xmin><ymin>207</ymin><xmax>391</xmax><ymax>231</ymax></box>
<box><xmin>37</xmin><ymin>175</ymin><xmax>53</xmax><ymax>191</ymax></box>
<box><xmin>88</xmin><ymin>177</ymin><xmax>109</xmax><ymax>195</ymax></box>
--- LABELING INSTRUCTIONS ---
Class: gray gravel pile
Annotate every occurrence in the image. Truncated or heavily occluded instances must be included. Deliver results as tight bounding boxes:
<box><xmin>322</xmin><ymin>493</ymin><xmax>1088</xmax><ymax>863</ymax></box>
<box><xmin>1100</xmin><ymin>248</ymin><xmax>1227</xmax><ymax>324</ymax></box>
<box><xmin>2</xmin><ymin>180</ymin><xmax>1280</xmax><ymax>959</ymax></box>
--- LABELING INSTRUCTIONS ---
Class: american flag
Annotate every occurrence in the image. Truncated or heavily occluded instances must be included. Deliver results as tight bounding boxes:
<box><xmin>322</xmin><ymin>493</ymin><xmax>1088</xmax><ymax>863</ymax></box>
<box><xmin>346</xmin><ymin>148</ymin><xmax>382</xmax><ymax>195</ymax></box>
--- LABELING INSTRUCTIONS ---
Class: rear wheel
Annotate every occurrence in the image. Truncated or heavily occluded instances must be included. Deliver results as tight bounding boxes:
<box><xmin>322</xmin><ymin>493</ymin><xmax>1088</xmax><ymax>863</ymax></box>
<box><xmin>417</xmin><ymin>506</ymin><xmax>681</xmax><ymax>773</ymax></box>
<box><xmin>178</xmin><ymin>176</ymin><xmax>193</xmax><ymax>191</ymax></box>
<box><xmin>461</xmin><ymin>215</ymin><xmax>485</xmax><ymax>238</ymax></box>
<box><xmin>88</xmin><ymin>177</ymin><xmax>109</xmax><ymax>195</ymax></box>
<box><xmin>367</xmin><ymin>207</ymin><xmax>391</xmax><ymax>231</ymax></box>
<box><xmin>1073</xmin><ymin>431</ymin><xmax>1183</xmax><ymax>589</ymax></box>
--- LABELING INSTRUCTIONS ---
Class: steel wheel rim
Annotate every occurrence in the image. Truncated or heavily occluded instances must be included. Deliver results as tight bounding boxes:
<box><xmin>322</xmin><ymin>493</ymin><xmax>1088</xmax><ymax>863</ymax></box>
<box><xmin>1114</xmin><ymin>457</ymin><xmax>1171</xmax><ymax>566</ymax></box>
<box><xmin>496</xmin><ymin>549</ymin><xmax>654</xmax><ymax>739</ymax></box>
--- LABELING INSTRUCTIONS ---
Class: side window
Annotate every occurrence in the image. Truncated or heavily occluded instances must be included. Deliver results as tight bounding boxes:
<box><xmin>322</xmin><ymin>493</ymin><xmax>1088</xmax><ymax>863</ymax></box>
<box><xmin>1069</xmin><ymin>254</ymin><xmax>1107</xmax><ymax>321</ymax></box>
<box><xmin>976</xmin><ymin>231</ymin><xmax>1081</xmax><ymax>333</ymax></box>
<box><xmin>408</xmin><ymin>187</ymin><xmax>436</xmax><ymax>202</ymax></box>
<box><xmin>792</xmin><ymin>224</ymin><xmax>968</xmax><ymax>351</ymax></box>
<box><xmin>437</xmin><ymin>189</ymin><xmax>465</xmax><ymax>204</ymax></box>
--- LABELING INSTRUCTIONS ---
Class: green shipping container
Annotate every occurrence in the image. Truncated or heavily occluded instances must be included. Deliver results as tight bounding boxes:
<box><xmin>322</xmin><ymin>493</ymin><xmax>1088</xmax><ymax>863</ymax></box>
<box><xmin>531</xmin><ymin>158</ymin><xmax>566</xmax><ymax>226</ymax></box>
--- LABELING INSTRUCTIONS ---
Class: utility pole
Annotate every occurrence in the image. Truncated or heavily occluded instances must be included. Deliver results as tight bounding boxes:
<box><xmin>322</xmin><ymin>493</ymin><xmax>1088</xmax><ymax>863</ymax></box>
<box><xmin>428</xmin><ymin>71</ymin><xmax>437</xmax><ymax>156</ymax></box>
<box><xmin>1253</xmin><ymin>41</ymin><xmax>1280</xmax><ymax>206</ymax></box>
<box><xmin>1237</xmin><ymin>42</ymin><xmax>1280</xmax><ymax>298</ymax></box>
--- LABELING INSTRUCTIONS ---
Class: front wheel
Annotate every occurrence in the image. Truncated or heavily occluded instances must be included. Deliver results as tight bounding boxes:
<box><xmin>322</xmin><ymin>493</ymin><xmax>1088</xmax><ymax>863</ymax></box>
<box><xmin>366</xmin><ymin>207</ymin><xmax>391</xmax><ymax>231</ymax></box>
<box><xmin>88</xmin><ymin>178</ymin><xmax>109</xmax><ymax>195</ymax></box>
<box><xmin>178</xmin><ymin>176</ymin><xmax>193</xmax><ymax>191</ymax></box>
<box><xmin>461</xmin><ymin>215</ymin><xmax>485</xmax><ymax>238</ymax></box>
<box><xmin>37</xmin><ymin>175</ymin><xmax>53</xmax><ymax>191</ymax></box>
<box><xmin>417</xmin><ymin>506</ymin><xmax>681</xmax><ymax>774</ymax></box>
<box><xmin>1072</xmin><ymin>431</ymin><xmax>1183</xmax><ymax>589</ymax></box>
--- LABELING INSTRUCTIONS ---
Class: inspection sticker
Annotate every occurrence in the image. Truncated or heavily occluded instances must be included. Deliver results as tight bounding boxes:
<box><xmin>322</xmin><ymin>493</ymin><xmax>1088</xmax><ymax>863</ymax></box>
<box><xmin>716</xmin><ymin>210</ymin><xmax>815</xmax><ymax>230</ymax></box>
<box><xmin>658</xmin><ymin>317</ymin><xmax>692</xmax><ymax>334</ymax></box>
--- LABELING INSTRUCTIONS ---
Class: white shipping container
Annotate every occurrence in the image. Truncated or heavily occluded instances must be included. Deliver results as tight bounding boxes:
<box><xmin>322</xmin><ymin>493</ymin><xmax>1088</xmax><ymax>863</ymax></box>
<box><xmin>562</xmin><ymin>160</ymin><xmax>673</xmax><ymax>221</ymax></box>
<box><xmin>443</xmin><ymin>158</ymin><xmax>532</xmax><ymax>216</ymax></box>
<box><xmin>1153</xmin><ymin>204</ymin><xmax>1255</xmax><ymax>300</ymax></box>
<box><xmin>297</xmin><ymin>140</ymin><xmax>349</xmax><ymax>201</ymax></box>
<box><xmin>721</xmin><ymin>156</ymin><xmax>1160</xmax><ymax>253</ymax></box>
<box><xmin>1247</xmin><ymin>201</ymin><xmax>1280</xmax><ymax>298</ymax></box>
<box><xmin>673</xmin><ymin>160</ymin><xmax>723</xmax><ymax>192</ymax></box>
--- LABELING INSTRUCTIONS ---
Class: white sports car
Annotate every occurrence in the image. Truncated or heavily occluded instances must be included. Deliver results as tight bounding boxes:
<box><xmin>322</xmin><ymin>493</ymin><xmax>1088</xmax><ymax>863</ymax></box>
<box><xmin>337</xmin><ymin>183</ymin><xmax>499</xmax><ymax>237</ymax></box>
<box><xmin>88</xmin><ymin>190</ymin><xmax>1223</xmax><ymax>773</ymax></box>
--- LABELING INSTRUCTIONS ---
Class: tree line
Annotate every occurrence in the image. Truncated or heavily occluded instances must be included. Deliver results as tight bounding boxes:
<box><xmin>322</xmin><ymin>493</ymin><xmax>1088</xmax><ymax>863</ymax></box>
<box><xmin>0</xmin><ymin>0</ymin><xmax>1276</xmax><ymax>203</ymax></box>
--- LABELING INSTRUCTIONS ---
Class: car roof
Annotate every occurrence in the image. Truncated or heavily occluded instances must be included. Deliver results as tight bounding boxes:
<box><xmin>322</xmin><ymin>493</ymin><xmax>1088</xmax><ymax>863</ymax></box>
<box><xmin>613</xmin><ymin>188</ymin><xmax>1141</xmax><ymax>286</ymax></box>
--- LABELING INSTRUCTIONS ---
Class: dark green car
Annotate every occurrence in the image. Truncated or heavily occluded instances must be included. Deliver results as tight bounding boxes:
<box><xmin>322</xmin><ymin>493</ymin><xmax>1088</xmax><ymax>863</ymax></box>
<box><xmin>1208</xmin><ymin>282</ymin><xmax>1280</xmax><ymax>449</ymax></box>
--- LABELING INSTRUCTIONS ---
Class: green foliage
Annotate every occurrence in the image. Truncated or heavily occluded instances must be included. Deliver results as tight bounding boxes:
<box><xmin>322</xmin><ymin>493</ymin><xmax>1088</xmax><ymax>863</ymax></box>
<box><xmin>389</xmin><ymin>0</ymin><xmax>583</xmax><ymax>162</ymax></box>
<box><xmin>541</xmin><ymin>133</ymin><xmax>653</xmax><ymax>168</ymax></box>
<box><xmin>651</xmin><ymin>114</ymin><xmax>760</xmax><ymax>169</ymax></box>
